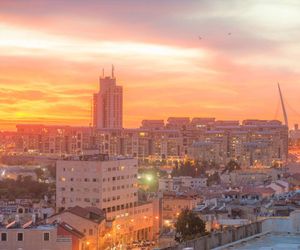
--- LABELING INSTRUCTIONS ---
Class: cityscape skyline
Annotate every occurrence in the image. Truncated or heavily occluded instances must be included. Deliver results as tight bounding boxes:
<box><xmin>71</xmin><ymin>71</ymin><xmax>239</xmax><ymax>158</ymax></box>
<box><xmin>1</xmin><ymin>2</ymin><xmax>300</xmax><ymax>249</ymax></box>
<box><xmin>1</xmin><ymin>0</ymin><xmax>300</xmax><ymax>130</ymax></box>
<box><xmin>0</xmin><ymin>67</ymin><xmax>296</xmax><ymax>131</ymax></box>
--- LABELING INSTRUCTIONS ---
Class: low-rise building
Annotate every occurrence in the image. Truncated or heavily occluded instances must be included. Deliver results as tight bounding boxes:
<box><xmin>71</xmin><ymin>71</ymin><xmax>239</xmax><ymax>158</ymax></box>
<box><xmin>48</xmin><ymin>206</ymin><xmax>106</xmax><ymax>250</ymax></box>
<box><xmin>0</xmin><ymin>219</ymin><xmax>85</xmax><ymax>250</ymax></box>
<box><xmin>159</xmin><ymin>176</ymin><xmax>207</xmax><ymax>192</ymax></box>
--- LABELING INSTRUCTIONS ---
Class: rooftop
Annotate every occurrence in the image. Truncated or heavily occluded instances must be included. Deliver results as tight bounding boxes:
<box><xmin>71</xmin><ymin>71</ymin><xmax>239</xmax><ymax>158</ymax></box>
<box><xmin>232</xmin><ymin>233</ymin><xmax>300</xmax><ymax>250</ymax></box>
<box><xmin>66</xmin><ymin>206</ymin><xmax>105</xmax><ymax>224</ymax></box>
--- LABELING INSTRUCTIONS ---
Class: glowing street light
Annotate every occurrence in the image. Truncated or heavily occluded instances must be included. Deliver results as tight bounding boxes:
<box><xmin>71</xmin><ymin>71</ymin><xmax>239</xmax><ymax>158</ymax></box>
<box><xmin>146</xmin><ymin>174</ymin><xmax>153</xmax><ymax>182</ymax></box>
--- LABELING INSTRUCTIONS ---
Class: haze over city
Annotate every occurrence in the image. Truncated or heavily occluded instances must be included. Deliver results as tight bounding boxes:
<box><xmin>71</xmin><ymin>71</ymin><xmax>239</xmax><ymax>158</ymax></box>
<box><xmin>2</xmin><ymin>1</ymin><xmax>300</xmax><ymax>250</ymax></box>
<box><xmin>1</xmin><ymin>0</ymin><xmax>300</xmax><ymax>130</ymax></box>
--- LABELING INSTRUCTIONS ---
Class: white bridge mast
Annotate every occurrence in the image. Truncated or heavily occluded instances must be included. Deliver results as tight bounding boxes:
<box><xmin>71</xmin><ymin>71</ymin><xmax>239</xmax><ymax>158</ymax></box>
<box><xmin>278</xmin><ymin>83</ymin><xmax>288</xmax><ymax>128</ymax></box>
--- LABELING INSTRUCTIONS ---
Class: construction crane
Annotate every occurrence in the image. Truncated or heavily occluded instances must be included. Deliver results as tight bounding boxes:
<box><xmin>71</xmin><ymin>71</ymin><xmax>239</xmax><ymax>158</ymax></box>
<box><xmin>278</xmin><ymin>83</ymin><xmax>288</xmax><ymax>128</ymax></box>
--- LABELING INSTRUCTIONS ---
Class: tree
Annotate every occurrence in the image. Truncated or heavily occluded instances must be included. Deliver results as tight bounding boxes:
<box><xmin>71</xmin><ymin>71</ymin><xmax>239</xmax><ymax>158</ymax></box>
<box><xmin>222</xmin><ymin>159</ymin><xmax>240</xmax><ymax>174</ymax></box>
<box><xmin>175</xmin><ymin>209</ymin><xmax>206</xmax><ymax>242</ymax></box>
<box><xmin>206</xmin><ymin>171</ymin><xmax>220</xmax><ymax>186</ymax></box>
<box><xmin>171</xmin><ymin>160</ymin><xmax>198</xmax><ymax>177</ymax></box>
<box><xmin>34</xmin><ymin>168</ymin><xmax>44</xmax><ymax>180</ymax></box>
<box><xmin>47</xmin><ymin>164</ymin><xmax>56</xmax><ymax>179</ymax></box>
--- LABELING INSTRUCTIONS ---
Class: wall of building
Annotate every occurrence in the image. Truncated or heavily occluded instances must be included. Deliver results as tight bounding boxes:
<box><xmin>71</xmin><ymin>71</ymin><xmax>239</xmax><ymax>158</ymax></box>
<box><xmin>56</xmin><ymin>158</ymin><xmax>138</xmax><ymax>219</ymax></box>
<box><xmin>48</xmin><ymin>212</ymin><xmax>102</xmax><ymax>250</ymax></box>
<box><xmin>0</xmin><ymin>227</ymin><xmax>73</xmax><ymax>250</ymax></box>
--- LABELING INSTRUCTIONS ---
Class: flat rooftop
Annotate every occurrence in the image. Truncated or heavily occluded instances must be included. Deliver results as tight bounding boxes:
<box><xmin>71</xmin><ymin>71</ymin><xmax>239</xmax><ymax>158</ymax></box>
<box><xmin>232</xmin><ymin>233</ymin><xmax>300</xmax><ymax>250</ymax></box>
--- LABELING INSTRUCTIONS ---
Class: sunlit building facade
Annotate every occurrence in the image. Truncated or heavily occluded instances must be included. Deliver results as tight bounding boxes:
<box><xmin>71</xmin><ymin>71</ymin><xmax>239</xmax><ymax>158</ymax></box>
<box><xmin>56</xmin><ymin>156</ymin><xmax>159</xmax><ymax>245</ymax></box>
<box><xmin>93</xmin><ymin>67</ymin><xmax>123</xmax><ymax>129</ymax></box>
<box><xmin>14</xmin><ymin>119</ymin><xmax>288</xmax><ymax>167</ymax></box>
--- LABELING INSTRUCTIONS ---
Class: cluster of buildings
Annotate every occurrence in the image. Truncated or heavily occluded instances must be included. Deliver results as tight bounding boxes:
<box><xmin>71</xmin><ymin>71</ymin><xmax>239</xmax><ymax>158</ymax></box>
<box><xmin>12</xmin><ymin>121</ymin><xmax>288</xmax><ymax>169</ymax></box>
<box><xmin>1</xmin><ymin>70</ymin><xmax>286</xmax><ymax>168</ymax></box>
<box><xmin>0</xmin><ymin>155</ymin><xmax>159</xmax><ymax>249</ymax></box>
<box><xmin>157</xmin><ymin>167</ymin><xmax>300</xmax><ymax>234</ymax></box>
<box><xmin>13</xmin><ymin>117</ymin><xmax>288</xmax><ymax>168</ymax></box>
<box><xmin>0</xmin><ymin>71</ymin><xmax>297</xmax><ymax>249</ymax></box>
<box><xmin>56</xmin><ymin>155</ymin><xmax>160</xmax><ymax>248</ymax></box>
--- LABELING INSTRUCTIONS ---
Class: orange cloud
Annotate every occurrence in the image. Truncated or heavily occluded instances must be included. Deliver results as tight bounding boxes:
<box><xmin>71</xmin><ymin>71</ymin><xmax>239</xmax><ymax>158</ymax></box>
<box><xmin>0</xmin><ymin>1</ymin><xmax>300</xmax><ymax>131</ymax></box>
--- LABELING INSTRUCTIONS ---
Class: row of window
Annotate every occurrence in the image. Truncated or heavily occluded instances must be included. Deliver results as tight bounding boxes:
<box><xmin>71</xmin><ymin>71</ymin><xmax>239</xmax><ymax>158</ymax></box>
<box><xmin>107</xmin><ymin>166</ymin><xmax>126</xmax><ymax>171</ymax></box>
<box><xmin>61</xmin><ymin>187</ymin><xmax>100</xmax><ymax>192</ymax></box>
<box><xmin>103</xmin><ymin>184</ymin><xmax>134</xmax><ymax>192</ymax></box>
<box><xmin>103</xmin><ymin>202</ymin><xmax>137</xmax><ymax>213</ymax></box>
<box><xmin>103</xmin><ymin>195</ymin><xmax>120</xmax><ymax>202</ymax></box>
<box><xmin>0</xmin><ymin>232</ymin><xmax>49</xmax><ymax>242</ymax></box>
<box><xmin>103</xmin><ymin>192</ymin><xmax>137</xmax><ymax>202</ymax></box>
<box><xmin>103</xmin><ymin>174</ymin><xmax>137</xmax><ymax>182</ymax></box>
<box><xmin>61</xmin><ymin>197</ymin><xmax>100</xmax><ymax>203</ymax></box>
<box><xmin>69</xmin><ymin>177</ymin><xmax>98</xmax><ymax>182</ymax></box>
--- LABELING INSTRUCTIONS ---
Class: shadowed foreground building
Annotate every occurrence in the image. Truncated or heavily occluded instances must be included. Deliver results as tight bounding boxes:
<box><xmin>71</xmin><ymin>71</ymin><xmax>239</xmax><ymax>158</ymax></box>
<box><xmin>0</xmin><ymin>219</ymin><xmax>86</xmax><ymax>250</ymax></box>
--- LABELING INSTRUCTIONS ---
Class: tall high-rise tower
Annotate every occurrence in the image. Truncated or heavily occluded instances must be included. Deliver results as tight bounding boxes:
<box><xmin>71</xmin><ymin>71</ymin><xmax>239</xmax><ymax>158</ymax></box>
<box><xmin>93</xmin><ymin>66</ymin><xmax>123</xmax><ymax>129</ymax></box>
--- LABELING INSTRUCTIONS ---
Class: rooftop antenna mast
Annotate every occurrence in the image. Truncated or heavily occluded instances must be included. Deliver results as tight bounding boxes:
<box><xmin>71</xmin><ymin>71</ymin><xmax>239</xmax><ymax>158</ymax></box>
<box><xmin>278</xmin><ymin>83</ymin><xmax>288</xmax><ymax>128</ymax></box>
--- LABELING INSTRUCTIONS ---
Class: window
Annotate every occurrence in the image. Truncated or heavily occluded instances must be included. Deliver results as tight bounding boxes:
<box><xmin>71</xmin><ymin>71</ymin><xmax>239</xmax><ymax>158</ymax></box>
<box><xmin>89</xmin><ymin>229</ymin><xmax>93</xmax><ymax>236</ymax></box>
<box><xmin>1</xmin><ymin>233</ymin><xmax>7</xmax><ymax>241</ymax></box>
<box><xmin>43</xmin><ymin>232</ymin><xmax>50</xmax><ymax>241</ymax></box>
<box><xmin>17</xmin><ymin>232</ymin><xmax>23</xmax><ymax>241</ymax></box>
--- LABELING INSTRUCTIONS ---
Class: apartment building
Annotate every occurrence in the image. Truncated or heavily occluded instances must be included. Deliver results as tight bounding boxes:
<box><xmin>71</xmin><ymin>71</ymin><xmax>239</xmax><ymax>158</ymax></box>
<box><xmin>56</xmin><ymin>155</ymin><xmax>138</xmax><ymax>218</ymax></box>
<box><xmin>15</xmin><ymin>124</ymin><xmax>93</xmax><ymax>155</ymax></box>
<box><xmin>14</xmin><ymin>119</ymin><xmax>288</xmax><ymax>167</ymax></box>
<box><xmin>159</xmin><ymin>176</ymin><xmax>207</xmax><ymax>192</ymax></box>
<box><xmin>93</xmin><ymin>67</ymin><xmax>123</xmax><ymax>129</ymax></box>
<box><xmin>56</xmin><ymin>156</ymin><xmax>159</xmax><ymax>246</ymax></box>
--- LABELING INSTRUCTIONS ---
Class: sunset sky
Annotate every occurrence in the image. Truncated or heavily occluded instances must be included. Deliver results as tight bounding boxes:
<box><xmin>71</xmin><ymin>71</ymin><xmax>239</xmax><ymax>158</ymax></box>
<box><xmin>1</xmin><ymin>0</ymin><xmax>300</xmax><ymax>130</ymax></box>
